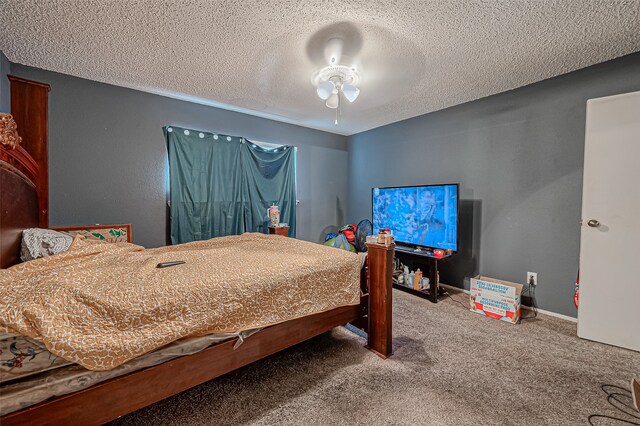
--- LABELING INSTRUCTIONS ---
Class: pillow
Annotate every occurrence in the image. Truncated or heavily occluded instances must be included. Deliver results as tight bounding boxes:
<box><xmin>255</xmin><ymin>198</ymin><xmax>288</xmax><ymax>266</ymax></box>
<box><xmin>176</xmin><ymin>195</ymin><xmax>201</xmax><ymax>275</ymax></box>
<box><xmin>20</xmin><ymin>228</ymin><xmax>74</xmax><ymax>262</ymax></box>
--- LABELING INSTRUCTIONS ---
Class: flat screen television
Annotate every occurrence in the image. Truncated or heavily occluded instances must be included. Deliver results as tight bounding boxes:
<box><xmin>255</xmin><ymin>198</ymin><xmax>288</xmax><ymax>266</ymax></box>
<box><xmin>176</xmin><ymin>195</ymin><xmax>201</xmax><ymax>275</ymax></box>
<box><xmin>372</xmin><ymin>183</ymin><xmax>459</xmax><ymax>252</ymax></box>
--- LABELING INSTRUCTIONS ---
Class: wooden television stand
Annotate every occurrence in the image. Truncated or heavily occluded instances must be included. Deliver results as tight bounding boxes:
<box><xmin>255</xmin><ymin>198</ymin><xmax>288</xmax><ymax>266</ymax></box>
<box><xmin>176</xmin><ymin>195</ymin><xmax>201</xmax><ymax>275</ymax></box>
<box><xmin>393</xmin><ymin>245</ymin><xmax>452</xmax><ymax>303</ymax></box>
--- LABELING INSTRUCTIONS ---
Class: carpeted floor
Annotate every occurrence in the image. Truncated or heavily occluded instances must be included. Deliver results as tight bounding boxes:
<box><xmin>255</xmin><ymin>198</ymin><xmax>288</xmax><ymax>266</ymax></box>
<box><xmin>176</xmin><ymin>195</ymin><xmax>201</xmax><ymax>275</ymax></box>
<box><xmin>110</xmin><ymin>289</ymin><xmax>640</xmax><ymax>426</ymax></box>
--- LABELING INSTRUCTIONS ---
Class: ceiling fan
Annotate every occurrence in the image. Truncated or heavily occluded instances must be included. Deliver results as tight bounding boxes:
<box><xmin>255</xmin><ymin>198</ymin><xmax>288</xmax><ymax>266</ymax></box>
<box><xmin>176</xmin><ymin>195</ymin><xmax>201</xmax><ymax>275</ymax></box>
<box><xmin>312</xmin><ymin>38</ymin><xmax>361</xmax><ymax>125</ymax></box>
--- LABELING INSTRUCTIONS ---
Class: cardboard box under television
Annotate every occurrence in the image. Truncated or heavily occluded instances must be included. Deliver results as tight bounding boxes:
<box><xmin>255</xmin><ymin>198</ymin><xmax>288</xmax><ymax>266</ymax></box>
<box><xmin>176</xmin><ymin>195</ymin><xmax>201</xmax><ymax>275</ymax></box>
<box><xmin>470</xmin><ymin>276</ymin><xmax>522</xmax><ymax>324</ymax></box>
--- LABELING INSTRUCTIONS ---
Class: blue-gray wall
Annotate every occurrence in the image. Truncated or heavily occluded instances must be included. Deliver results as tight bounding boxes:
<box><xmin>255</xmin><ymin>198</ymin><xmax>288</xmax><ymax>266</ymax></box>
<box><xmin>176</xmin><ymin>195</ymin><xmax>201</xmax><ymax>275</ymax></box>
<box><xmin>0</xmin><ymin>50</ymin><xmax>10</xmax><ymax>113</ymax></box>
<box><xmin>347</xmin><ymin>52</ymin><xmax>640</xmax><ymax>318</ymax></box>
<box><xmin>10</xmin><ymin>64</ymin><xmax>349</xmax><ymax>248</ymax></box>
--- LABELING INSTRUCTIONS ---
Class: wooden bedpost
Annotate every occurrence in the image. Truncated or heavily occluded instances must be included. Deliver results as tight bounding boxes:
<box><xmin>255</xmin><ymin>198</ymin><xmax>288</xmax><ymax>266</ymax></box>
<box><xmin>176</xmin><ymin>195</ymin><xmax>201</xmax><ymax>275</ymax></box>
<box><xmin>365</xmin><ymin>242</ymin><xmax>394</xmax><ymax>358</ymax></box>
<box><xmin>8</xmin><ymin>75</ymin><xmax>51</xmax><ymax>228</ymax></box>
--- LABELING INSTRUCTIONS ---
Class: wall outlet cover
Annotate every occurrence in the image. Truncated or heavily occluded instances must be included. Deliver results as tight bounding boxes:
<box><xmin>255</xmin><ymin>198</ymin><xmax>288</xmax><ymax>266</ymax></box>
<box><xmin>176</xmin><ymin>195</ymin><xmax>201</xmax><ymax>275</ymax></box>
<box><xmin>527</xmin><ymin>272</ymin><xmax>538</xmax><ymax>286</ymax></box>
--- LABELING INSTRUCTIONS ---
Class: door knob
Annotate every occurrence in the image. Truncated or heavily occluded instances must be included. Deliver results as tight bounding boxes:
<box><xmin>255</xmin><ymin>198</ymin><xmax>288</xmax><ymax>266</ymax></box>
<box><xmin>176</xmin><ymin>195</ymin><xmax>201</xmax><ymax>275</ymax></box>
<box><xmin>587</xmin><ymin>219</ymin><xmax>600</xmax><ymax>228</ymax></box>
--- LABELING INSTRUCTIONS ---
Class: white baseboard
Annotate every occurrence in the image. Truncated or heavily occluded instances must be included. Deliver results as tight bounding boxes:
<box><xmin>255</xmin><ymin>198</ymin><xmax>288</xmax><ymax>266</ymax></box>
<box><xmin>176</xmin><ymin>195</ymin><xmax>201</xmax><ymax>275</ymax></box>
<box><xmin>521</xmin><ymin>305</ymin><xmax>578</xmax><ymax>323</ymax></box>
<box><xmin>439</xmin><ymin>283</ymin><xmax>578</xmax><ymax>323</ymax></box>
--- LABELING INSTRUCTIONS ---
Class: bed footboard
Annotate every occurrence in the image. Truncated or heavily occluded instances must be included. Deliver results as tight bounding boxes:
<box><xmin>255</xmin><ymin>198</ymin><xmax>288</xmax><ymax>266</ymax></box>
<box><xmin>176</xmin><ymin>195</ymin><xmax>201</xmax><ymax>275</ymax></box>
<box><xmin>364</xmin><ymin>242</ymin><xmax>394</xmax><ymax>358</ymax></box>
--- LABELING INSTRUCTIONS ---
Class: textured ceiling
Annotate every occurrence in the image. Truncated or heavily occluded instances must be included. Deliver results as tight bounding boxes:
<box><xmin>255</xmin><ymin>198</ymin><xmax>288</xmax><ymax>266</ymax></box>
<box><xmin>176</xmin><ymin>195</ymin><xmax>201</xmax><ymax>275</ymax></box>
<box><xmin>1</xmin><ymin>1</ymin><xmax>639</xmax><ymax>135</ymax></box>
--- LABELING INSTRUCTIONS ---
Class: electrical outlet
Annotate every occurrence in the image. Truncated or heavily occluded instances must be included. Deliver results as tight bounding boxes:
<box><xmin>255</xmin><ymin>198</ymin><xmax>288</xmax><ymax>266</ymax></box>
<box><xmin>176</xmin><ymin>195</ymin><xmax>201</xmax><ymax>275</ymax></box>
<box><xmin>527</xmin><ymin>272</ymin><xmax>538</xmax><ymax>286</ymax></box>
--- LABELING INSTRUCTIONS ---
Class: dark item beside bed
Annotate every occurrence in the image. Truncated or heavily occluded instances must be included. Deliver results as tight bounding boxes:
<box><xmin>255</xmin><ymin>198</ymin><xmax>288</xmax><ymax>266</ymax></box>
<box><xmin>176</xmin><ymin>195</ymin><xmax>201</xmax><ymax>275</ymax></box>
<box><xmin>268</xmin><ymin>225</ymin><xmax>290</xmax><ymax>236</ymax></box>
<box><xmin>0</xmin><ymin>77</ymin><xmax>394</xmax><ymax>425</ymax></box>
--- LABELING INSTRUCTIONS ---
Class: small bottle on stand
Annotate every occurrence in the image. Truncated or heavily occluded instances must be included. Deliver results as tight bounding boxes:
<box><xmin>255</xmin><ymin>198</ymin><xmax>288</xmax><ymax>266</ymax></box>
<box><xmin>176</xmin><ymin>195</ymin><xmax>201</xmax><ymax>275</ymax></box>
<box><xmin>414</xmin><ymin>268</ymin><xmax>422</xmax><ymax>290</ymax></box>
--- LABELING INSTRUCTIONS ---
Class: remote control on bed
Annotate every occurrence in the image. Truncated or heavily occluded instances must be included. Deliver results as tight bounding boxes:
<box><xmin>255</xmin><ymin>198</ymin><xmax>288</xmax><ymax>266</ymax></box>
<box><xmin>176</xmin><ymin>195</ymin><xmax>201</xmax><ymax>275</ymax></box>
<box><xmin>156</xmin><ymin>261</ymin><xmax>186</xmax><ymax>268</ymax></box>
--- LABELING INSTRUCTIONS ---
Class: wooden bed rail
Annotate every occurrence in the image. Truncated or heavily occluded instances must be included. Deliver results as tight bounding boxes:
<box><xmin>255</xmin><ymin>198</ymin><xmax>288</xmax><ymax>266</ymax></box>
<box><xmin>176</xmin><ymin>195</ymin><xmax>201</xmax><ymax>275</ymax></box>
<box><xmin>0</xmin><ymin>305</ymin><xmax>361</xmax><ymax>426</ymax></box>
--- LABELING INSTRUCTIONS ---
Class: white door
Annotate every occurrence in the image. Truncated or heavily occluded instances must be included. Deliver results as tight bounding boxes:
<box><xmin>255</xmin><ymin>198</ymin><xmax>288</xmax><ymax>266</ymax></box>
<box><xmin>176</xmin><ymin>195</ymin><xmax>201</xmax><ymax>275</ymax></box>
<box><xmin>578</xmin><ymin>91</ymin><xmax>640</xmax><ymax>352</ymax></box>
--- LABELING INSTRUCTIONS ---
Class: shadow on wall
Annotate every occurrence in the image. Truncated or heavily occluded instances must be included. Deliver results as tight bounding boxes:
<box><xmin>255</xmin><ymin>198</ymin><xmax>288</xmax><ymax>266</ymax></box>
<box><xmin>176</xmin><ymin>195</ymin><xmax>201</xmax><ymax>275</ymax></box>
<box><xmin>336</xmin><ymin>196</ymin><xmax>345</xmax><ymax>230</ymax></box>
<box><xmin>317</xmin><ymin>196</ymin><xmax>345</xmax><ymax>242</ymax></box>
<box><xmin>438</xmin><ymin>194</ymin><xmax>482</xmax><ymax>290</ymax></box>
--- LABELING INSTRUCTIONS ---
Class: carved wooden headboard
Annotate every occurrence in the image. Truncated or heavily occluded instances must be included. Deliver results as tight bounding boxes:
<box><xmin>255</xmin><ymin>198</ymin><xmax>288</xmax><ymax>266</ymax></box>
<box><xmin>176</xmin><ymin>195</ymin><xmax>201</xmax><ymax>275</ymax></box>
<box><xmin>1</xmin><ymin>76</ymin><xmax>52</xmax><ymax>268</ymax></box>
<box><xmin>0</xmin><ymin>114</ymin><xmax>39</xmax><ymax>268</ymax></box>
<box><xmin>0</xmin><ymin>78</ymin><xmax>132</xmax><ymax>268</ymax></box>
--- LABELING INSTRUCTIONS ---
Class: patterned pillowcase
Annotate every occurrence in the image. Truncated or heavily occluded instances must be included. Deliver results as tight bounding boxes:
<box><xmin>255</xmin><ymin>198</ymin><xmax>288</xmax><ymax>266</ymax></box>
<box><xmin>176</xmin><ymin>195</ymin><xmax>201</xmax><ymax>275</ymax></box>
<box><xmin>20</xmin><ymin>228</ymin><xmax>74</xmax><ymax>262</ymax></box>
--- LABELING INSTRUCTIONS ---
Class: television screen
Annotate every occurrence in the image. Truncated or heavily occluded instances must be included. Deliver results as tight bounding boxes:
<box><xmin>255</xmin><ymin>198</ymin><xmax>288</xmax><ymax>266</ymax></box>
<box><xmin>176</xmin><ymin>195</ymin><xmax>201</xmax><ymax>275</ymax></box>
<box><xmin>372</xmin><ymin>184</ymin><xmax>459</xmax><ymax>251</ymax></box>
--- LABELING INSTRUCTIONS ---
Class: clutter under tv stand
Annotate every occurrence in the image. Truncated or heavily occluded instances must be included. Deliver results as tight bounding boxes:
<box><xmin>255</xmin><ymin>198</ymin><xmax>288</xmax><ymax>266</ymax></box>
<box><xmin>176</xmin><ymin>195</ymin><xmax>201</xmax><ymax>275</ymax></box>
<box><xmin>393</xmin><ymin>245</ymin><xmax>452</xmax><ymax>303</ymax></box>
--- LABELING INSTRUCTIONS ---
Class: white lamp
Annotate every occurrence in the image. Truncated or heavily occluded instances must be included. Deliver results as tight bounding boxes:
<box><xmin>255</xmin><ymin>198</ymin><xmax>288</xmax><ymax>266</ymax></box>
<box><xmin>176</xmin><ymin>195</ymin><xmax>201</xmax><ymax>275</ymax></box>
<box><xmin>316</xmin><ymin>81</ymin><xmax>335</xmax><ymax>100</ymax></box>
<box><xmin>325</xmin><ymin>93</ymin><xmax>339</xmax><ymax>109</ymax></box>
<box><xmin>341</xmin><ymin>83</ymin><xmax>360</xmax><ymax>102</ymax></box>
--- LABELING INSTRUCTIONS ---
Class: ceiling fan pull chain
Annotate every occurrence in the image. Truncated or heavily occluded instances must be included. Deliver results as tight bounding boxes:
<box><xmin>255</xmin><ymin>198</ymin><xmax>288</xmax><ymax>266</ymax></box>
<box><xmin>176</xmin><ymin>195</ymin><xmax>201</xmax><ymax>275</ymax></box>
<box><xmin>336</xmin><ymin>90</ymin><xmax>342</xmax><ymax>125</ymax></box>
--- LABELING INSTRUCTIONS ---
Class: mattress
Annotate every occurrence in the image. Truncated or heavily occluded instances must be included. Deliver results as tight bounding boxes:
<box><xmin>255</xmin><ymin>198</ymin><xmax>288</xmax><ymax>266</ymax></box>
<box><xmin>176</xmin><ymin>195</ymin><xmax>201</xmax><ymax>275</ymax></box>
<box><xmin>0</xmin><ymin>329</ymin><xmax>259</xmax><ymax>416</ymax></box>
<box><xmin>0</xmin><ymin>332</ymin><xmax>72</xmax><ymax>383</ymax></box>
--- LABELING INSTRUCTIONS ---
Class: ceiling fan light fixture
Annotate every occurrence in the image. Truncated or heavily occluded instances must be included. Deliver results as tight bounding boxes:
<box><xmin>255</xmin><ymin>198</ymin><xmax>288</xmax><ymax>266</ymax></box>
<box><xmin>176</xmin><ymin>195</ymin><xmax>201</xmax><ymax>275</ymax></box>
<box><xmin>325</xmin><ymin>93</ymin><xmax>339</xmax><ymax>109</ymax></box>
<box><xmin>342</xmin><ymin>83</ymin><xmax>360</xmax><ymax>102</ymax></box>
<box><xmin>313</xmin><ymin>64</ymin><xmax>361</xmax><ymax>123</ymax></box>
<box><xmin>316</xmin><ymin>81</ymin><xmax>335</xmax><ymax>100</ymax></box>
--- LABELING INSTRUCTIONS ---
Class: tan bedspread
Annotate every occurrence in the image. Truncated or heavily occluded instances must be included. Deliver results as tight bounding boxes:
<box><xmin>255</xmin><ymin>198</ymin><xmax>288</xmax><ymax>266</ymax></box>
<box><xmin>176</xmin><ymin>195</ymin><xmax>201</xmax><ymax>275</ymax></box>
<box><xmin>0</xmin><ymin>233</ymin><xmax>360</xmax><ymax>371</ymax></box>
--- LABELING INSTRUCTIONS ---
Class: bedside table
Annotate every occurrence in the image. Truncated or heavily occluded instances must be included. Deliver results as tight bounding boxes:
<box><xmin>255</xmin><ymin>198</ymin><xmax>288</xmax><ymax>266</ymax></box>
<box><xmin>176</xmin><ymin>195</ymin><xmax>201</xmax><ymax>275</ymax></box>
<box><xmin>268</xmin><ymin>226</ymin><xmax>289</xmax><ymax>237</ymax></box>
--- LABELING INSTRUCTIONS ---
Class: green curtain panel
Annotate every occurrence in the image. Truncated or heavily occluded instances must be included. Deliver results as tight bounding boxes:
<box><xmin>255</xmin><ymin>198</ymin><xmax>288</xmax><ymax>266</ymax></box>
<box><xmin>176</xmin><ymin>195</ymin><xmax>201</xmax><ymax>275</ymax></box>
<box><xmin>241</xmin><ymin>142</ymin><xmax>296</xmax><ymax>237</ymax></box>
<box><xmin>165</xmin><ymin>126</ymin><xmax>296</xmax><ymax>244</ymax></box>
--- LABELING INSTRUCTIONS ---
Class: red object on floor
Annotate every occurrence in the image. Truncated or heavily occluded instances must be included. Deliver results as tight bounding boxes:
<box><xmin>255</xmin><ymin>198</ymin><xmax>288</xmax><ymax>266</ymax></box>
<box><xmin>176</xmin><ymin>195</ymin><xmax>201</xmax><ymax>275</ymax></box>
<box><xmin>338</xmin><ymin>224</ymin><xmax>357</xmax><ymax>245</ymax></box>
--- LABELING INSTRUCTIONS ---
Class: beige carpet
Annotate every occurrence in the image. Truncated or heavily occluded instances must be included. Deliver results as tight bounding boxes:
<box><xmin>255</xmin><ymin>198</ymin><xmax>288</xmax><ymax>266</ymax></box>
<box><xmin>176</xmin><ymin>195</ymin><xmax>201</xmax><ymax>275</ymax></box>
<box><xmin>110</xmin><ymin>289</ymin><xmax>640</xmax><ymax>426</ymax></box>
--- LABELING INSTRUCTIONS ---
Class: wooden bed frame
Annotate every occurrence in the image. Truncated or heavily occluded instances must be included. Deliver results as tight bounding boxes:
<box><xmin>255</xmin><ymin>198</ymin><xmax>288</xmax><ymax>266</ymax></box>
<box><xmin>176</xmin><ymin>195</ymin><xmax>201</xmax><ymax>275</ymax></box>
<box><xmin>0</xmin><ymin>77</ymin><xmax>394</xmax><ymax>425</ymax></box>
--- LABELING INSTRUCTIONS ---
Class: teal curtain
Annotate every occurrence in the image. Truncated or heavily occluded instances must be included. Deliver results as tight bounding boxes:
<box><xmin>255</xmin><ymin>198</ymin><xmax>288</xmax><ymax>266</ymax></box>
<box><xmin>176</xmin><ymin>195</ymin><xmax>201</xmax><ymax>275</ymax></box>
<box><xmin>242</xmin><ymin>142</ymin><xmax>296</xmax><ymax>237</ymax></box>
<box><xmin>165</xmin><ymin>126</ymin><xmax>296</xmax><ymax>244</ymax></box>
